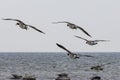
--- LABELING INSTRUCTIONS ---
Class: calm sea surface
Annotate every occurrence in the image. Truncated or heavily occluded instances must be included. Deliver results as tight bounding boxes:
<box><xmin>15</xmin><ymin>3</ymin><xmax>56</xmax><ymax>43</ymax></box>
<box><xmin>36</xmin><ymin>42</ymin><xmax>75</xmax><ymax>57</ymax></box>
<box><xmin>0</xmin><ymin>52</ymin><xmax>120</xmax><ymax>80</ymax></box>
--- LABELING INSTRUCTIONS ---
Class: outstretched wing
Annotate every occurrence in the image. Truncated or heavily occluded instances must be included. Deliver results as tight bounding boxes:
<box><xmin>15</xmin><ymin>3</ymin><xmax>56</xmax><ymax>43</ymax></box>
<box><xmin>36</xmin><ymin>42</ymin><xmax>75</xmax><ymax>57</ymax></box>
<box><xmin>52</xmin><ymin>21</ymin><xmax>71</xmax><ymax>24</ymax></box>
<box><xmin>81</xmin><ymin>54</ymin><xmax>94</xmax><ymax>58</ymax></box>
<box><xmin>28</xmin><ymin>25</ymin><xmax>45</xmax><ymax>34</ymax></box>
<box><xmin>2</xmin><ymin>18</ymin><xmax>25</xmax><ymax>24</ymax></box>
<box><xmin>100</xmin><ymin>62</ymin><xmax>112</xmax><ymax>67</ymax></box>
<box><xmin>77</xmin><ymin>26</ymin><xmax>92</xmax><ymax>37</ymax></box>
<box><xmin>74</xmin><ymin>35</ymin><xmax>88</xmax><ymax>41</ymax></box>
<box><xmin>94</xmin><ymin>40</ymin><xmax>109</xmax><ymax>42</ymax></box>
<box><xmin>56</xmin><ymin>43</ymin><xmax>73</xmax><ymax>55</ymax></box>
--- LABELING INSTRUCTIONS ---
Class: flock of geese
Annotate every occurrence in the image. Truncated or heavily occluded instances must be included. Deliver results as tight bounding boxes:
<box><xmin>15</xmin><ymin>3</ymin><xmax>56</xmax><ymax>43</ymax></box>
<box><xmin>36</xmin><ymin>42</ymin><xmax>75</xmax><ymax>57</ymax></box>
<box><xmin>2</xmin><ymin>18</ymin><xmax>109</xmax><ymax>59</ymax></box>
<box><xmin>3</xmin><ymin>18</ymin><xmax>112</xmax><ymax>80</ymax></box>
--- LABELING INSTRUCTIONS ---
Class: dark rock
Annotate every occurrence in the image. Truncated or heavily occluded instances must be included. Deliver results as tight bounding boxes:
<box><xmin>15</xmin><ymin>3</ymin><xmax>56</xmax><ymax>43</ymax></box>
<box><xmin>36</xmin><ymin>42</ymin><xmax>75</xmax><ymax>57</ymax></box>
<box><xmin>10</xmin><ymin>74</ymin><xmax>22</xmax><ymax>79</ymax></box>
<box><xmin>91</xmin><ymin>76</ymin><xmax>101</xmax><ymax>80</ymax></box>
<box><xmin>58</xmin><ymin>73</ymin><xmax>68</xmax><ymax>77</ymax></box>
<box><xmin>22</xmin><ymin>77</ymin><xmax>36</xmax><ymax>80</ymax></box>
<box><xmin>55</xmin><ymin>73</ymin><xmax>70</xmax><ymax>80</ymax></box>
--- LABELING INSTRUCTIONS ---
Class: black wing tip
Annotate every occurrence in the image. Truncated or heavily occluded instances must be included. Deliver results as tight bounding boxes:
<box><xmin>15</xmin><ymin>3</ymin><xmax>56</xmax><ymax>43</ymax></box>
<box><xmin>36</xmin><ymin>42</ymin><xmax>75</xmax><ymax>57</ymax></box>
<box><xmin>41</xmin><ymin>31</ymin><xmax>46</xmax><ymax>34</ymax></box>
<box><xmin>74</xmin><ymin>35</ymin><xmax>79</xmax><ymax>38</ymax></box>
<box><xmin>2</xmin><ymin>18</ymin><xmax>17</xmax><ymax>21</ymax></box>
<box><xmin>37</xmin><ymin>30</ymin><xmax>46</xmax><ymax>34</ymax></box>
<box><xmin>77</xmin><ymin>27</ymin><xmax>92</xmax><ymax>38</ymax></box>
<box><xmin>56</xmin><ymin>43</ymin><xmax>61</xmax><ymax>46</ymax></box>
<box><xmin>2</xmin><ymin>18</ymin><xmax>7</xmax><ymax>20</ymax></box>
<box><xmin>86</xmin><ymin>34</ymin><xmax>92</xmax><ymax>38</ymax></box>
<box><xmin>74</xmin><ymin>35</ymin><xmax>84</xmax><ymax>39</ymax></box>
<box><xmin>28</xmin><ymin>25</ymin><xmax>46</xmax><ymax>34</ymax></box>
<box><xmin>85</xmin><ymin>33</ymin><xmax>92</xmax><ymax>38</ymax></box>
<box><xmin>56</xmin><ymin>43</ymin><xmax>63</xmax><ymax>48</ymax></box>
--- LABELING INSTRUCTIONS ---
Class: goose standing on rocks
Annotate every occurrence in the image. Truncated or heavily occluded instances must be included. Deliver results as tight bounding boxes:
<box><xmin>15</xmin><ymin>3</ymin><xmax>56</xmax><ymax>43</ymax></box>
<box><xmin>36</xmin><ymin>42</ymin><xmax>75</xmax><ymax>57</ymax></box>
<box><xmin>75</xmin><ymin>35</ymin><xmax>109</xmax><ymax>46</ymax></box>
<box><xmin>53</xmin><ymin>21</ymin><xmax>92</xmax><ymax>37</ymax></box>
<box><xmin>2</xmin><ymin>18</ymin><xmax>45</xmax><ymax>34</ymax></box>
<box><xmin>56</xmin><ymin>43</ymin><xmax>93</xmax><ymax>59</ymax></box>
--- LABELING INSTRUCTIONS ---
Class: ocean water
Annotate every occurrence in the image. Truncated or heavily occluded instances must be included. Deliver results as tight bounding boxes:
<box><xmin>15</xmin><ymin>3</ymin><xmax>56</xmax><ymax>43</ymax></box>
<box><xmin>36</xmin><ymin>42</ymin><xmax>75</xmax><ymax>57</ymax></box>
<box><xmin>0</xmin><ymin>52</ymin><xmax>120</xmax><ymax>80</ymax></box>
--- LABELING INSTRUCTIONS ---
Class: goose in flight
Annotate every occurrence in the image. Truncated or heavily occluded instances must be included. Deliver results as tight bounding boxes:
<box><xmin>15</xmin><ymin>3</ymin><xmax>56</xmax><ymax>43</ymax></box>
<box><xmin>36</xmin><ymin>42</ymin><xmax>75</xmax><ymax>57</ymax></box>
<box><xmin>75</xmin><ymin>35</ymin><xmax>109</xmax><ymax>46</ymax></box>
<box><xmin>2</xmin><ymin>18</ymin><xmax>45</xmax><ymax>34</ymax></box>
<box><xmin>56</xmin><ymin>43</ymin><xmax>93</xmax><ymax>59</ymax></box>
<box><xmin>90</xmin><ymin>62</ymin><xmax>112</xmax><ymax>71</ymax></box>
<box><xmin>53</xmin><ymin>21</ymin><xmax>92</xmax><ymax>37</ymax></box>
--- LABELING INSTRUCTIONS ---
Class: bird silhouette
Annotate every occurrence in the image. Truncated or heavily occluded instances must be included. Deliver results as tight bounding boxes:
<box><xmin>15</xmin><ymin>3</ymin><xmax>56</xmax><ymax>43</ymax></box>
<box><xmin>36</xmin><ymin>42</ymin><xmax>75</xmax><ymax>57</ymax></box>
<box><xmin>56</xmin><ymin>43</ymin><xmax>93</xmax><ymax>59</ymax></box>
<box><xmin>90</xmin><ymin>62</ymin><xmax>112</xmax><ymax>71</ymax></box>
<box><xmin>3</xmin><ymin>18</ymin><xmax>45</xmax><ymax>34</ymax></box>
<box><xmin>75</xmin><ymin>35</ymin><xmax>109</xmax><ymax>46</ymax></box>
<box><xmin>53</xmin><ymin>21</ymin><xmax>92</xmax><ymax>37</ymax></box>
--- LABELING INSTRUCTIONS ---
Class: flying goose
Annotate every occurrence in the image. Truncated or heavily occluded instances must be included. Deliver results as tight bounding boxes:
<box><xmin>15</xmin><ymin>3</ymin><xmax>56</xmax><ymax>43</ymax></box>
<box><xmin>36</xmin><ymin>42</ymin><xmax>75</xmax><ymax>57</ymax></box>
<box><xmin>53</xmin><ymin>21</ymin><xmax>92</xmax><ymax>37</ymax></box>
<box><xmin>75</xmin><ymin>36</ymin><xmax>109</xmax><ymax>46</ymax></box>
<box><xmin>56</xmin><ymin>43</ymin><xmax>93</xmax><ymax>59</ymax></box>
<box><xmin>3</xmin><ymin>18</ymin><xmax>45</xmax><ymax>34</ymax></box>
<box><xmin>90</xmin><ymin>62</ymin><xmax>112</xmax><ymax>71</ymax></box>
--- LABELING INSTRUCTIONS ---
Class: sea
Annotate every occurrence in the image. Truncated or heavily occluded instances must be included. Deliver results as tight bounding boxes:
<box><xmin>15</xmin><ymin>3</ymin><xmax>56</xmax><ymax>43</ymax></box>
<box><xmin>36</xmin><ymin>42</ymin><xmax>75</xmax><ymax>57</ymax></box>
<box><xmin>0</xmin><ymin>52</ymin><xmax>120</xmax><ymax>80</ymax></box>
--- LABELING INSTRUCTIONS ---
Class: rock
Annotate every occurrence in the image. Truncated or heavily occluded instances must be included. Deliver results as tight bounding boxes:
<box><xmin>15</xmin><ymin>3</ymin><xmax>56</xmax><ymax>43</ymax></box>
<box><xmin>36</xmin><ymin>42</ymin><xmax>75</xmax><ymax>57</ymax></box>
<box><xmin>10</xmin><ymin>74</ymin><xmax>22</xmax><ymax>79</ymax></box>
<box><xmin>22</xmin><ymin>77</ymin><xmax>36</xmax><ymax>80</ymax></box>
<box><xmin>91</xmin><ymin>76</ymin><xmax>101</xmax><ymax>80</ymax></box>
<box><xmin>22</xmin><ymin>74</ymin><xmax>36</xmax><ymax>80</ymax></box>
<box><xmin>55</xmin><ymin>73</ymin><xmax>70</xmax><ymax>80</ymax></box>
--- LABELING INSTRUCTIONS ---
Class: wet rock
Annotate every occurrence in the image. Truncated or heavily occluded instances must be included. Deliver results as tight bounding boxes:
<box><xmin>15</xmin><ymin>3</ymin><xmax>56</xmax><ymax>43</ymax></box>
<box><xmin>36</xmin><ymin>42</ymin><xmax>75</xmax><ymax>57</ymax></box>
<box><xmin>91</xmin><ymin>76</ymin><xmax>101</xmax><ymax>80</ymax></box>
<box><xmin>55</xmin><ymin>73</ymin><xmax>70</xmax><ymax>80</ymax></box>
<box><xmin>10</xmin><ymin>74</ymin><xmax>22</xmax><ymax>79</ymax></box>
<box><xmin>22</xmin><ymin>74</ymin><xmax>36</xmax><ymax>80</ymax></box>
<box><xmin>22</xmin><ymin>77</ymin><xmax>36</xmax><ymax>80</ymax></box>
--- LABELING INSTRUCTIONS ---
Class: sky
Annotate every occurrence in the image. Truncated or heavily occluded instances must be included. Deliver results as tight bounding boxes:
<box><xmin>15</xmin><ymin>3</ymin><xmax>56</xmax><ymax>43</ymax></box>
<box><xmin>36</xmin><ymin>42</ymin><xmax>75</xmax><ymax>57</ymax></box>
<box><xmin>0</xmin><ymin>0</ymin><xmax>120</xmax><ymax>52</ymax></box>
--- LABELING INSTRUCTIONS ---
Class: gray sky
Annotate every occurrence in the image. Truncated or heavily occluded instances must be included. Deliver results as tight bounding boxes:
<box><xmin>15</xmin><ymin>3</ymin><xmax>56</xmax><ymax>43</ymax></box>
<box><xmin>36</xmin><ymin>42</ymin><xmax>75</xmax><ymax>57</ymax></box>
<box><xmin>0</xmin><ymin>0</ymin><xmax>119</xmax><ymax>52</ymax></box>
